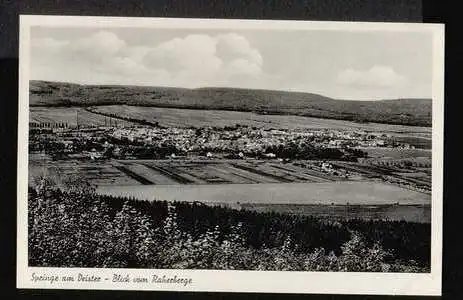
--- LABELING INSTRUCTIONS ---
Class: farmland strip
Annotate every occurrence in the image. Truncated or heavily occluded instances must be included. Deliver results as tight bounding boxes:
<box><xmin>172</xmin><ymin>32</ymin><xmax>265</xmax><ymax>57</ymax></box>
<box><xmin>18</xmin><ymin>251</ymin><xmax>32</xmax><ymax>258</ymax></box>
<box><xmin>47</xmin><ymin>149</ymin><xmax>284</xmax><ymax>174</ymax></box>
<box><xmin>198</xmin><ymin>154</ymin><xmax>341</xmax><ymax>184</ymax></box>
<box><xmin>114</xmin><ymin>165</ymin><xmax>154</xmax><ymax>185</ymax></box>
<box><xmin>330</xmin><ymin>162</ymin><xmax>384</xmax><ymax>177</ymax></box>
<box><xmin>269</xmin><ymin>164</ymin><xmax>333</xmax><ymax>182</ymax></box>
<box><xmin>393</xmin><ymin>175</ymin><xmax>431</xmax><ymax>187</ymax></box>
<box><xmin>128</xmin><ymin>163</ymin><xmax>181</xmax><ymax>185</ymax></box>
<box><xmin>206</xmin><ymin>165</ymin><xmax>253</xmax><ymax>184</ymax></box>
<box><xmin>169</xmin><ymin>166</ymin><xmax>209</xmax><ymax>184</ymax></box>
<box><xmin>253</xmin><ymin>165</ymin><xmax>302</xmax><ymax>182</ymax></box>
<box><xmin>341</xmin><ymin>162</ymin><xmax>394</xmax><ymax>175</ymax></box>
<box><xmin>143</xmin><ymin>164</ymin><xmax>195</xmax><ymax>184</ymax></box>
<box><xmin>230</xmin><ymin>163</ymin><xmax>293</xmax><ymax>183</ymax></box>
<box><xmin>219</xmin><ymin>165</ymin><xmax>263</xmax><ymax>183</ymax></box>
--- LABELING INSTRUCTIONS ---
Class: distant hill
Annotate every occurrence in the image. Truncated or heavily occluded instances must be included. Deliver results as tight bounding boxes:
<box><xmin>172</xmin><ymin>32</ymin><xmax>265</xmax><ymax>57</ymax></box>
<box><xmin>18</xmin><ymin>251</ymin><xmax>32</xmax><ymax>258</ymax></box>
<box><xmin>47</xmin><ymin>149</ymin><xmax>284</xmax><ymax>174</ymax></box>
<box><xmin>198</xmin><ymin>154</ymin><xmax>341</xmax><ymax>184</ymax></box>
<box><xmin>29</xmin><ymin>80</ymin><xmax>432</xmax><ymax>126</ymax></box>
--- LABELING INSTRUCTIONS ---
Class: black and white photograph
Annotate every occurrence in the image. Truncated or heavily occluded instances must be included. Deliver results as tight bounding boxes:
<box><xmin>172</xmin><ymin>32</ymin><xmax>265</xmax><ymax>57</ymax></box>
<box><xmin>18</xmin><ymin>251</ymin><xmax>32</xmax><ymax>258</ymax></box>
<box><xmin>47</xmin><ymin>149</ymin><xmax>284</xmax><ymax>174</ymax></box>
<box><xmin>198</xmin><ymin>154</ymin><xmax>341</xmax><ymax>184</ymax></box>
<box><xmin>17</xmin><ymin>16</ymin><xmax>444</xmax><ymax>295</ymax></box>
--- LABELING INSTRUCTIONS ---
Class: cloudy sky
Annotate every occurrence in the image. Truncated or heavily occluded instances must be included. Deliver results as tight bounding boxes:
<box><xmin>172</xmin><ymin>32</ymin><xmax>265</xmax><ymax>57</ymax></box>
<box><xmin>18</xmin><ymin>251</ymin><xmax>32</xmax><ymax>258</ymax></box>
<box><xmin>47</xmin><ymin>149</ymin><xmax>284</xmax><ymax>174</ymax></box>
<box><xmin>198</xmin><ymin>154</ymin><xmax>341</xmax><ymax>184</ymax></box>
<box><xmin>30</xmin><ymin>26</ymin><xmax>433</xmax><ymax>100</ymax></box>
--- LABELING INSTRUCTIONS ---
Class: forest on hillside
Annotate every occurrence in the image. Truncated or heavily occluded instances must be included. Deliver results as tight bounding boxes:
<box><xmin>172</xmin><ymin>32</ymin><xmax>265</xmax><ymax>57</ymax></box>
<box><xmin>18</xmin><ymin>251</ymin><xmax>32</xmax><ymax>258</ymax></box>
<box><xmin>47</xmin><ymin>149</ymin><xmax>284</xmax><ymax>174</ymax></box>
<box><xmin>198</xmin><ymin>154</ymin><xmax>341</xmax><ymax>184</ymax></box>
<box><xmin>29</xmin><ymin>80</ymin><xmax>432</xmax><ymax>126</ymax></box>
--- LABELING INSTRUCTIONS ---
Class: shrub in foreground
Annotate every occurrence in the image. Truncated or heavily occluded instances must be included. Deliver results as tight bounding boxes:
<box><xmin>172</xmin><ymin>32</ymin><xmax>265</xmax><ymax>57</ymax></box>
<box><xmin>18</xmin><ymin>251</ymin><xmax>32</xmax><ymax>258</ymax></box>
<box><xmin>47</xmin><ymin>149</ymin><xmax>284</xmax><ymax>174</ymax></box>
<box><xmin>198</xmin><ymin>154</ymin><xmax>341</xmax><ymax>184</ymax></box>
<box><xmin>28</xmin><ymin>177</ymin><xmax>429</xmax><ymax>272</ymax></box>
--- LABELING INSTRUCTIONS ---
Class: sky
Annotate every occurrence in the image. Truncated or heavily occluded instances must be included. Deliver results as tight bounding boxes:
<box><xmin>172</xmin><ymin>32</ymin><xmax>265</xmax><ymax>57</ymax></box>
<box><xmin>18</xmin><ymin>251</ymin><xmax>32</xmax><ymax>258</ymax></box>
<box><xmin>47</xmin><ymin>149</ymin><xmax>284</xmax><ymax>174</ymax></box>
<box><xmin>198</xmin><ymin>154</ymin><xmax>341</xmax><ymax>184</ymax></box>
<box><xmin>29</xmin><ymin>26</ymin><xmax>433</xmax><ymax>100</ymax></box>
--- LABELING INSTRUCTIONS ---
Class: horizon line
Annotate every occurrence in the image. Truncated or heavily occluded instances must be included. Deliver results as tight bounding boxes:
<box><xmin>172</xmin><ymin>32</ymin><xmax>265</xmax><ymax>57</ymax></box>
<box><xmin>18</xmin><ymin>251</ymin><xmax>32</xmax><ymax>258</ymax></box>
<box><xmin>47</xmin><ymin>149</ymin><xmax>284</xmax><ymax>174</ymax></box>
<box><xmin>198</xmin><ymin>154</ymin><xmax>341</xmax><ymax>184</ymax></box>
<box><xmin>29</xmin><ymin>79</ymin><xmax>431</xmax><ymax>102</ymax></box>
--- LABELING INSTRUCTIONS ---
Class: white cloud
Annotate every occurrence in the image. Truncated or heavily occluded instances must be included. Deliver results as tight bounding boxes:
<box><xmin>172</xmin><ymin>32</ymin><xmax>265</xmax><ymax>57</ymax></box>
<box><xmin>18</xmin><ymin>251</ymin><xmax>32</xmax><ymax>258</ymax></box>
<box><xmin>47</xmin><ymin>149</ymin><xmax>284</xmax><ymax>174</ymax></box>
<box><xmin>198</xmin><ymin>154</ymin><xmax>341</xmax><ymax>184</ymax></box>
<box><xmin>337</xmin><ymin>65</ymin><xmax>408</xmax><ymax>88</ymax></box>
<box><xmin>143</xmin><ymin>34</ymin><xmax>221</xmax><ymax>76</ymax></box>
<box><xmin>216</xmin><ymin>33</ymin><xmax>263</xmax><ymax>66</ymax></box>
<box><xmin>30</xmin><ymin>28</ymin><xmax>433</xmax><ymax>100</ymax></box>
<box><xmin>66</xmin><ymin>30</ymin><xmax>126</xmax><ymax>62</ymax></box>
<box><xmin>223</xmin><ymin>58</ymin><xmax>262</xmax><ymax>79</ymax></box>
<box><xmin>141</xmin><ymin>33</ymin><xmax>263</xmax><ymax>87</ymax></box>
<box><xmin>30</xmin><ymin>30</ymin><xmax>264</xmax><ymax>88</ymax></box>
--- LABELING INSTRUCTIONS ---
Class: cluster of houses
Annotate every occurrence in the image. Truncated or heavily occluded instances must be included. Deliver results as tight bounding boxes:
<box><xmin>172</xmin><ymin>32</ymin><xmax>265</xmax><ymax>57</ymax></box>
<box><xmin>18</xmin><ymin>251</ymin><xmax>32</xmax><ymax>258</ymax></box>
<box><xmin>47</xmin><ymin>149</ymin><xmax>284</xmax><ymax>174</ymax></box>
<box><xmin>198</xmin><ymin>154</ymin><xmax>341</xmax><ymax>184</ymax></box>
<box><xmin>109</xmin><ymin>126</ymin><xmax>407</xmax><ymax>153</ymax></box>
<box><xmin>29</xmin><ymin>123</ymin><xmax>414</xmax><ymax>160</ymax></box>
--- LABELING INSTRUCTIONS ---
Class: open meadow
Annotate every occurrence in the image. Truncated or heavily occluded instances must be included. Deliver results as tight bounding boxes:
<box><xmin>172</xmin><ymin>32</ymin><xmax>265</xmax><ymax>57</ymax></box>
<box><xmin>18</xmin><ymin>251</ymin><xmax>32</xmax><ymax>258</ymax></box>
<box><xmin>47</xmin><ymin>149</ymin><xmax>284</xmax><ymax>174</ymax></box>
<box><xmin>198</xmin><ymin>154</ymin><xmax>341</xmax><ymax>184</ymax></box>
<box><xmin>88</xmin><ymin>105</ymin><xmax>432</xmax><ymax>137</ymax></box>
<box><xmin>29</xmin><ymin>107</ymin><xmax>136</xmax><ymax>127</ymax></box>
<box><xmin>96</xmin><ymin>181</ymin><xmax>430</xmax><ymax>206</ymax></box>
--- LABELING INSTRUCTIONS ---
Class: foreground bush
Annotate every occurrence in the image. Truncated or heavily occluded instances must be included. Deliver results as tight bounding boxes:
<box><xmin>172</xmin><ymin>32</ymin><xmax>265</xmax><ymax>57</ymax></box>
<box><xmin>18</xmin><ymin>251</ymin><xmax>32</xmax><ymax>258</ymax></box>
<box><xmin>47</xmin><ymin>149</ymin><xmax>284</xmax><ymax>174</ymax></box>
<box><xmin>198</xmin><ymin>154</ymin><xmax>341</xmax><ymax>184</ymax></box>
<box><xmin>28</xmin><ymin>177</ymin><xmax>429</xmax><ymax>272</ymax></box>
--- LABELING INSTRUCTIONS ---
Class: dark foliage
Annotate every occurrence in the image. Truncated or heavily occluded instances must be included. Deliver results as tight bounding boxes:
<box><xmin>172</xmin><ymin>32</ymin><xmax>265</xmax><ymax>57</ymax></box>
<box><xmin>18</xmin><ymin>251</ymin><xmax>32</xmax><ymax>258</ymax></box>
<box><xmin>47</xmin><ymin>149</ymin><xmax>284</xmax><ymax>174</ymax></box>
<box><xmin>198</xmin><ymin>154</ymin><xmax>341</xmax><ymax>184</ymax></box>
<box><xmin>28</xmin><ymin>178</ymin><xmax>430</xmax><ymax>271</ymax></box>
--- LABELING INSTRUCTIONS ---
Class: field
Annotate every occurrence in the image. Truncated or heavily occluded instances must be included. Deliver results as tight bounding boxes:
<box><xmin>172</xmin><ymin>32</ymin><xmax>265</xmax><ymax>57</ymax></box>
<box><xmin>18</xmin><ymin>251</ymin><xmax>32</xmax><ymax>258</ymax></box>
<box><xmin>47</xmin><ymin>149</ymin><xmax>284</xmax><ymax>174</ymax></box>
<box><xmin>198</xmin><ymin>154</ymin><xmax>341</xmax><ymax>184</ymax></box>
<box><xmin>97</xmin><ymin>182</ymin><xmax>430</xmax><ymax>223</ymax></box>
<box><xmin>29</xmin><ymin>106</ymin><xmax>432</xmax><ymax>141</ymax></box>
<box><xmin>88</xmin><ymin>105</ymin><xmax>432</xmax><ymax>137</ymax></box>
<box><xmin>29</xmin><ymin>158</ymin><xmax>347</xmax><ymax>186</ymax></box>
<box><xmin>30</xmin><ymin>156</ymin><xmax>431</xmax><ymax>192</ymax></box>
<box><xmin>30</xmin><ymin>80</ymin><xmax>432</xmax><ymax>126</ymax></box>
<box><xmin>29</xmin><ymin>155</ymin><xmax>430</xmax><ymax>223</ymax></box>
<box><xmin>29</xmin><ymin>107</ymin><xmax>135</xmax><ymax>127</ymax></box>
<box><xmin>362</xmin><ymin>147</ymin><xmax>432</xmax><ymax>159</ymax></box>
<box><xmin>331</xmin><ymin>160</ymin><xmax>431</xmax><ymax>190</ymax></box>
<box><xmin>97</xmin><ymin>181</ymin><xmax>430</xmax><ymax>206</ymax></box>
<box><xmin>29</xmin><ymin>156</ymin><xmax>140</xmax><ymax>186</ymax></box>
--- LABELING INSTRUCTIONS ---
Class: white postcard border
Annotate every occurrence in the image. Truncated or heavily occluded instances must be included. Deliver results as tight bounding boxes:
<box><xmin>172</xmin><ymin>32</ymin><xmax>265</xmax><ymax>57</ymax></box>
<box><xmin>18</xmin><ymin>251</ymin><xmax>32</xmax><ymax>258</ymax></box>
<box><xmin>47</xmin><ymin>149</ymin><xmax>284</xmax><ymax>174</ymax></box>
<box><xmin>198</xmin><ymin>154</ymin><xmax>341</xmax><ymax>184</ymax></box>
<box><xmin>17</xmin><ymin>15</ymin><xmax>445</xmax><ymax>296</ymax></box>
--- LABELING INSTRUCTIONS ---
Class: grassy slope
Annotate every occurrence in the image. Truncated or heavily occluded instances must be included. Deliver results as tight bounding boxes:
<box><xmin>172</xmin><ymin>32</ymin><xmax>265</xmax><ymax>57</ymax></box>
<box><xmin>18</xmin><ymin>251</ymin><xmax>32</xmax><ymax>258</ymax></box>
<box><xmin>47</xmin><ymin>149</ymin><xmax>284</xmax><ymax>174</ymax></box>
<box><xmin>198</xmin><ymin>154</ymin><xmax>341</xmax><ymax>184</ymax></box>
<box><xmin>30</xmin><ymin>80</ymin><xmax>432</xmax><ymax>126</ymax></box>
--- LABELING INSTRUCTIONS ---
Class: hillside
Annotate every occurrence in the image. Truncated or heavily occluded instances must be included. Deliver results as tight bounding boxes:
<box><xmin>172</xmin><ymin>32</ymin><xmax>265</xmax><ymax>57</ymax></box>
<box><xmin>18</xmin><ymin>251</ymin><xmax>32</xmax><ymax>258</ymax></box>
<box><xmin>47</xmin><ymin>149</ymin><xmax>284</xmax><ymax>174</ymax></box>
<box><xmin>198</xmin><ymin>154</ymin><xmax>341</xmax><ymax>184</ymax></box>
<box><xmin>29</xmin><ymin>80</ymin><xmax>432</xmax><ymax>126</ymax></box>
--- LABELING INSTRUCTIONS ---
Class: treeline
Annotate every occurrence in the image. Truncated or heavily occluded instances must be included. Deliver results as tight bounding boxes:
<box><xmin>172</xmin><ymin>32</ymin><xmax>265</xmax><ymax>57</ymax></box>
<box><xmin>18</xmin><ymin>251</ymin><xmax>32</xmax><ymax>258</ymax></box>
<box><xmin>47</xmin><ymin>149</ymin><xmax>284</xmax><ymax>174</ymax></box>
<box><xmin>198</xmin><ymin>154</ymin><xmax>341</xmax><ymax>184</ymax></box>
<box><xmin>261</xmin><ymin>142</ymin><xmax>367</xmax><ymax>161</ymax></box>
<box><xmin>96</xmin><ymin>194</ymin><xmax>430</xmax><ymax>265</ymax></box>
<box><xmin>28</xmin><ymin>176</ymin><xmax>430</xmax><ymax>271</ymax></box>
